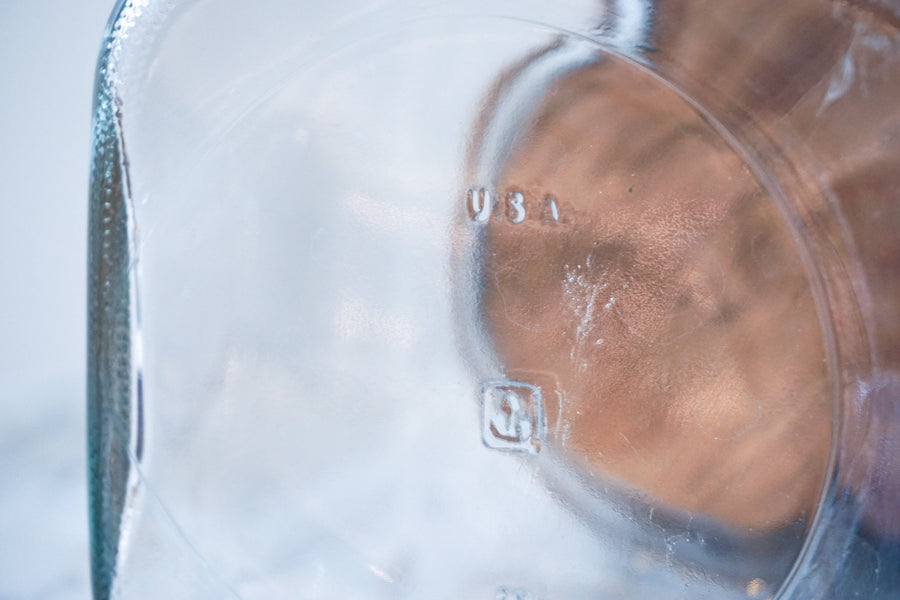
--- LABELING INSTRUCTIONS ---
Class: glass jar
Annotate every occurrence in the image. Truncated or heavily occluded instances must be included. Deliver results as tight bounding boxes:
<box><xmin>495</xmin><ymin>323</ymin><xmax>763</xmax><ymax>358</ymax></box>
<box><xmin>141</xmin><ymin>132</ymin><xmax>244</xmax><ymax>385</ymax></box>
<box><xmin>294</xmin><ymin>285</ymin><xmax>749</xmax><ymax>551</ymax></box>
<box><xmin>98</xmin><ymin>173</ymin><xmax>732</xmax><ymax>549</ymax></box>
<box><xmin>88</xmin><ymin>1</ymin><xmax>900</xmax><ymax>598</ymax></box>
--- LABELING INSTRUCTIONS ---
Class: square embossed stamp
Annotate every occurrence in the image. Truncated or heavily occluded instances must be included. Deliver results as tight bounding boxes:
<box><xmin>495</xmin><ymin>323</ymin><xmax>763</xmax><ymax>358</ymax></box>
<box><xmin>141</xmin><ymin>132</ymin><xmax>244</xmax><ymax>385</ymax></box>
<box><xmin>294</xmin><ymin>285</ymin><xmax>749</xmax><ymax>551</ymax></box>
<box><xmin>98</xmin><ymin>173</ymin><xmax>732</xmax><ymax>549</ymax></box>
<box><xmin>481</xmin><ymin>380</ymin><xmax>546</xmax><ymax>454</ymax></box>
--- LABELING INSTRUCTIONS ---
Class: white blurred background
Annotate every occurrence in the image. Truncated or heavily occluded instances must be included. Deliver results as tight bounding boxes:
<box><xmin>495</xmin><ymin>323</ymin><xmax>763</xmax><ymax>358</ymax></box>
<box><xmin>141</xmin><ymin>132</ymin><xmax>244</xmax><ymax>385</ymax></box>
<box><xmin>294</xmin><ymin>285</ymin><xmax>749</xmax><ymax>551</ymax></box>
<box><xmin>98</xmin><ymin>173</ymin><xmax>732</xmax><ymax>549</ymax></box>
<box><xmin>0</xmin><ymin>1</ymin><xmax>117</xmax><ymax>598</ymax></box>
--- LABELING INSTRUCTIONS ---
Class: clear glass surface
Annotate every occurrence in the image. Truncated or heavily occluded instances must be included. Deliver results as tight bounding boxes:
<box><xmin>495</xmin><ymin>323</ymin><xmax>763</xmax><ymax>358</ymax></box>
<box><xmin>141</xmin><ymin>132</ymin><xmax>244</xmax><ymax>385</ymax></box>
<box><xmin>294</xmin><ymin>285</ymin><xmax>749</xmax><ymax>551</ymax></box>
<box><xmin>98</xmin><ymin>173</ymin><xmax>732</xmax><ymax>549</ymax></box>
<box><xmin>88</xmin><ymin>1</ymin><xmax>900</xmax><ymax>598</ymax></box>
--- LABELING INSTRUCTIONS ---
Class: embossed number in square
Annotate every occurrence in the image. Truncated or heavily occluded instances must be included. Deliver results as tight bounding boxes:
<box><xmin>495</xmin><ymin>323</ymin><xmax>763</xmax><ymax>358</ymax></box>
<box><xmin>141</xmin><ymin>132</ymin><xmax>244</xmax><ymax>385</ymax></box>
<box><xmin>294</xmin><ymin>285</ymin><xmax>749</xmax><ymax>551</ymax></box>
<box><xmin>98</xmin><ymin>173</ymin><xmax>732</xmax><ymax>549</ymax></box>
<box><xmin>481</xmin><ymin>380</ymin><xmax>546</xmax><ymax>454</ymax></box>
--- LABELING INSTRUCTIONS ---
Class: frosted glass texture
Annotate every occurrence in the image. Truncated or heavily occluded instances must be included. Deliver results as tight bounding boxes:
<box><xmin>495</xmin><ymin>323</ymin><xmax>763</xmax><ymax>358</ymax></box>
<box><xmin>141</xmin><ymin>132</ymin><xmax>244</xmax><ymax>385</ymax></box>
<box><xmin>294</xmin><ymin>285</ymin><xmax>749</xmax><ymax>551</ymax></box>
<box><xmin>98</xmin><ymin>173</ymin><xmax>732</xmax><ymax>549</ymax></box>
<box><xmin>88</xmin><ymin>1</ymin><xmax>900</xmax><ymax>599</ymax></box>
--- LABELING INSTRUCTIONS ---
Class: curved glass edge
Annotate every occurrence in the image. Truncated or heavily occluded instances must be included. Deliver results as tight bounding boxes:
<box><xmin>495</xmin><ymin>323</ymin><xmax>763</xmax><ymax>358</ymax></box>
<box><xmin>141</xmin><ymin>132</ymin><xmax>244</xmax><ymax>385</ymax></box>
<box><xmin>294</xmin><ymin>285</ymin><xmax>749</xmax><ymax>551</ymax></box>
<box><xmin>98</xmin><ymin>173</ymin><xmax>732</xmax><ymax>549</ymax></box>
<box><xmin>87</xmin><ymin>41</ymin><xmax>138</xmax><ymax>600</ymax></box>
<box><xmin>87</xmin><ymin>1</ymin><xmax>176</xmax><ymax>598</ymax></box>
